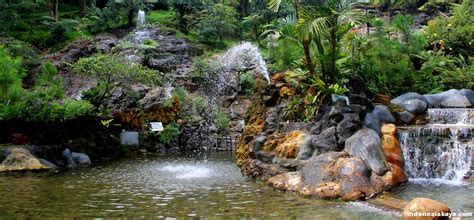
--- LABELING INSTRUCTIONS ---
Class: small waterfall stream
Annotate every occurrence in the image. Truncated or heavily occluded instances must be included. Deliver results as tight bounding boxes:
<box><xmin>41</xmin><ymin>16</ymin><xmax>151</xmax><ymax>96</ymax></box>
<box><xmin>398</xmin><ymin>108</ymin><xmax>474</xmax><ymax>184</ymax></box>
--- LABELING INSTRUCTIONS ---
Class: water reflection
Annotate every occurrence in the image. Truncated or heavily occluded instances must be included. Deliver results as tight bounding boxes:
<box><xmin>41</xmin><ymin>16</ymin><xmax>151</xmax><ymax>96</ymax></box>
<box><xmin>0</xmin><ymin>152</ymin><xmax>397</xmax><ymax>219</ymax></box>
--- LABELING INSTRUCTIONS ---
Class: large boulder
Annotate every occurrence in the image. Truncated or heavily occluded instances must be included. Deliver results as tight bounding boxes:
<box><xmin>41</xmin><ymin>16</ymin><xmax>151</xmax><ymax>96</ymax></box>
<box><xmin>424</xmin><ymin>89</ymin><xmax>472</xmax><ymax>108</ymax></box>
<box><xmin>345</xmin><ymin>128</ymin><xmax>389</xmax><ymax>175</ymax></box>
<box><xmin>301</xmin><ymin>152</ymin><xmax>348</xmax><ymax>185</ymax></box>
<box><xmin>373</xmin><ymin>105</ymin><xmax>395</xmax><ymax>124</ymax></box>
<box><xmin>460</xmin><ymin>89</ymin><xmax>474</xmax><ymax>105</ymax></box>
<box><xmin>363</xmin><ymin>113</ymin><xmax>381</xmax><ymax>135</ymax></box>
<box><xmin>399</xmin><ymin>111</ymin><xmax>415</xmax><ymax>124</ymax></box>
<box><xmin>402</xmin><ymin>99</ymin><xmax>428</xmax><ymax>114</ymax></box>
<box><xmin>297</xmin><ymin>135</ymin><xmax>315</xmax><ymax>160</ymax></box>
<box><xmin>268</xmin><ymin>172</ymin><xmax>304</xmax><ymax>192</ymax></box>
<box><xmin>338</xmin><ymin>157</ymin><xmax>374</xmax><ymax>200</ymax></box>
<box><xmin>391</xmin><ymin>92</ymin><xmax>428</xmax><ymax>106</ymax></box>
<box><xmin>0</xmin><ymin>148</ymin><xmax>50</xmax><ymax>172</ymax></box>
<box><xmin>402</xmin><ymin>197</ymin><xmax>451</xmax><ymax>220</ymax></box>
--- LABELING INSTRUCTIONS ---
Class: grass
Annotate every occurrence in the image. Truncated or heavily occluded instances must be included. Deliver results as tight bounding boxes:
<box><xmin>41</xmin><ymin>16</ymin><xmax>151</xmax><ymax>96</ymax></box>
<box><xmin>147</xmin><ymin>10</ymin><xmax>175</xmax><ymax>27</ymax></box>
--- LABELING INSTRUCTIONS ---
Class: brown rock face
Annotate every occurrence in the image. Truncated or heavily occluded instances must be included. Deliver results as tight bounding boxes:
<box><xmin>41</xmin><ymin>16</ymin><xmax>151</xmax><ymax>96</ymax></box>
<box><xmin>0</xmin><ymin>148</ymin><xmax>50</xmax><ymax>172</ymax></box>
<box><xmin>402</xmin><ymin>197</ymin><xmax>451</xmax><ymax>220</ymax></box>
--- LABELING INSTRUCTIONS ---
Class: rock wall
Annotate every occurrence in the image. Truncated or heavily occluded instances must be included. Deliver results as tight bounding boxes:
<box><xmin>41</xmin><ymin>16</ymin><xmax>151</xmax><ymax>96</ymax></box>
<box><xmin>237</xmin><ymin>75</ymin><xmax>408</xmax><ymax>201</ymax></box>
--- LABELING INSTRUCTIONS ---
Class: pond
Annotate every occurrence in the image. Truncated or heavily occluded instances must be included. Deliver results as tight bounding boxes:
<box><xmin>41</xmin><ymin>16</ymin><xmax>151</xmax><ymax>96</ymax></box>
<box><xmin>0</xmin><ymin>152</ymin><xmax>400</xmax><ymax>219</ymax></box>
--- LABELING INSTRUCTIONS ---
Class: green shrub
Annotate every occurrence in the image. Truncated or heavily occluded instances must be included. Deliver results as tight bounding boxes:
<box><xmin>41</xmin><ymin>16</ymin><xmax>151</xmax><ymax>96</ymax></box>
<box><xmin>0</xmin><ymin>46</ymin><xmax>24</xmax><ymax>105</ymax></box>
<box><xmin>159</xmin><ymin>122</ymin><xmax>180</xmax><ymax>144</ymax></box>
<box><xmin>73</xmin><ymin>54</ymin><xmax>163</xmax><ymax>109</ymax></box>
<box><xmin>215</xmin><ymin>108</ymin><xmax>230</xmax><ymax>131</ymax></box>
<box><xmin>197</xmin><ymin>4</ymin><xmax>239</xmax><ymax>44</ymax></box>
<box><xmin>239</xmin><ymin>72</ymin><xmax>255</xmax><ymax>95</ymax></box>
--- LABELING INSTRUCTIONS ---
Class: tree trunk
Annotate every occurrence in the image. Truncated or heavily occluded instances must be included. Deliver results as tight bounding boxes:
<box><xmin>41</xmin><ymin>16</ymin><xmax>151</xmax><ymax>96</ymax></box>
<box><xmin>47</xmin><ymin>0</ymin><xmax>59</xmax><ymax>21</ymax></box>
<box><xmin>127</xmin><ymin>8</ymin><xmax>134</xmax><ymax>27</ymax></box>
<box><xmin>328</xmin><ymin>28</ymin><xmax>338</xmax><ymax>84</ymax></box>
<box><xmin>79</xmin><ymin>0</ymin><xmax>87</xmax><ymax>18</ymax></box>
<box><xmin>303</xmin><ymin>39</ymin><xmax>316</xmax><ymax>78</ymax></box>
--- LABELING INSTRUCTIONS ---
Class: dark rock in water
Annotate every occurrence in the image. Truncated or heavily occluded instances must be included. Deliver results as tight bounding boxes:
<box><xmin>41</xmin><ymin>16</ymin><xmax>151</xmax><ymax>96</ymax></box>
<box><xmin>391</xmin><ymin>92</ymin><xmax>427</xmax><ymax>106</ymax></box>
<box><xmin>363</xmin><ymin>113</ymin><xmax>381</xmax><ymax>135</ymax></box>
<box><xmin>373</xmin><ymin>105</ymin><xmax>395</xmax><ymax>124</ymax></box>
<box><xmin>344</xmin><ymin>128</ymin><xmax>388</xmax><ymax>175</ymax></box>
<box><xmin>72</xmin><ymin>152</ymin><xmax>91</xmax><ymax>166</ymax></box>
<box><xmin>336</xmin><ymin>113</ymin><xmax>362</xmax><ymax>146</ymax></box>
<box><xmin>398</xmin><ymin>111</ymin><xmax>414</xmax><ymax>124</ymax></box>
<box><xmin>297</xmin><ymin>135</ymin><xmax>315</xmax><ymax>160</ymax></box>
<box><xmin>301</xmin><ymin>151</ymin><xmax>347</xmax><ymax>185</ymax></box>
<box><xmin>401</xmin><ymin>99</ymin><xmax>427</xmax><ymax>114</ymax></box>
<box><xmin>241</xmin><ymin>158</ymin><xmax>283</xmax><ymax>181</ymax></box>
<box><xmin>0</xmin><ymin>148</ymin><xmax>50</xmax><ymax>172</ymax></box>
<box><xmin>311</xmin><ymin>126</ymin><xmax>340</xmax><ymax>153</ymax></box>
<box><xmin>62</xmin><ymin>148</ymin><xmax>77</xmax><ymax>166</ymax></box>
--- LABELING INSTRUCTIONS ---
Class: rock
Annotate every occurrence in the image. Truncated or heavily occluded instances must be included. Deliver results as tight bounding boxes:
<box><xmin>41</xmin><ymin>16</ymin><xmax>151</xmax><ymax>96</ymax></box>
<box><xmin>460</xmin><ymin>89</ymin><xmax>474</xmax><ymax>105</ymax></box>
<box><xmin>273</xmin><ymin>157</ymin><xmax>300</xmax><ymax>171</ymax></box>
<box><xmin>373</xmin><ymin>105</ymin><xmax>395</xmax><ymax>124</ymax></box>
<box><xmin>338</xmin><ymin>157</ymin><xmax>374</xmax><ymax>200</ymax></box>
<box><xmin>71</xmin><ymin>152</ymin><xmax>91</xmax><ymax>166</ymax></box>
<box><xmin>402</xmin><ymin>197</ymin><xmax>451</xmax><ymax>220</ymax></box>
<box><xmin>382</xmin><ymin>134</ymin><xmax>405</xmax><ymax>167</ymax></box>
<box><xmin>120</xmin><ymin>131</ymin><xmax>139</xmax><ymax>147</ymax></box>
<box><xmin>240</xmin><ymin>158</ymin><xmax>283</xmax><ymax>181</ymax></box>
<box><xmin>62</xmin><ymin>148</ymin><xmax>76</xmax><ymax>166</ymax></box>
<box><xmin>39</xmin><ymin>158</ymin><xmax>59</xmax><ymax>170</ymax></box>
<box><xmin>336</xmin><ymin>113</ymin><xmax>362</xmax><ymax>146</ymax></box>
<box><xmin>424</xmin><ymin>89</ymin><xmax>472</xmax><ymax>108</ymax></box>
<box><xmin>363</xmin><ymin>113</ymin><xmax>381</xmax><ymax>135</ymax></box>
<box><xmin>391</xmin><ymin>92</ymin><xmax>428</xmax><ymax>106</ymax></box>
<box><xmin>0</xmin><ymin>148</ymin><xmax>50</xmax><ymax>172</ymax></box>
<box><xmin>374</xmin><ymin>94</ymin><xmax>391</xmax><ymax>105</ymax></box>
<box><xmin>138</xmin><ymin>87</ymin><xmax>169</xmax><ymax>110</ymax></box>
<box><xmin>301</xmin><ymin>151</ymin><xmax>347</xmax><ymax>185</ymax></box>
<box><xmin>263</xmin><ymin>84</ymin><xmax>280</xmax><ymax>107</ymax></box>
<box><xmin>349</xmin><ymin>94</ymin><xmax>374</xmax><ymax>119</ymax></box>
<box><xmin>345</xmin><ymin>128</ymin><xmax>389</xmax><ymax>175</ymax></box>
<box><xmin>11</xmin><ymin>133</ymin><xmax>28</xmax><ymax>145</ymax></box>
<box><xmin>311</xmin><ymin>127</ymin><xmax>340</xmax><ymax>153</ymax></box>
<box><xmin>381</xmin><ymin>124</ymin><xmax>397</xmax><ymax>136</ymax></box>
<box><xmin>268</xmin><ymin>172</ymin><xmax>304</xmax><ymax>192</ymax></box>
<box><xmin>254</xmin><ymin>135</ymin><xmax>267</xmax><ymax>151</ymax></box>
<box><xmin>399</xmin><ymin>111</ymin><xmax>415</xmax><ymax>124</ymax></box>
<box><xmin>441</xmin><ymin>94</ymin><xmax>471</xmax><ymax>108</ymax></box>
<box><xmin>297</xmin><ymin>135</ymin><xmax>315</xmax><ymax>160</ymax></box>
<box><xmin>402</xmin><ymin>99</ymin><xmax>428</xmax><ymax>114</ymax></box>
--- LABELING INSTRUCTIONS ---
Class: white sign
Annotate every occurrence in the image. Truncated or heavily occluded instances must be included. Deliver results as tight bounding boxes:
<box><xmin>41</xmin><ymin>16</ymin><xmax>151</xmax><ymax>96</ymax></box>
<box><xmin>150</xmin><ymin>122</ymin><xmax>164</xmax><ymax>132</ymax></box>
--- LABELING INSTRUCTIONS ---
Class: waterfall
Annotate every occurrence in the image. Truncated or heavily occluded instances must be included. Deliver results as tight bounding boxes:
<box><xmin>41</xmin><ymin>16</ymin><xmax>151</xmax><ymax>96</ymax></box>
<box><xmin>398</xmin><ymin>108</ymin><xmax>473</xmax><ymax>184</ymax></box>
<box><xmin>137</xmin><ymin>10</ymin><xmax>146</xmax><ymax>27</ymax></box>
<box><xmin>219</xmin><ymin>42</ymin><xmax>271</xmax><ymax>84</ymax></box>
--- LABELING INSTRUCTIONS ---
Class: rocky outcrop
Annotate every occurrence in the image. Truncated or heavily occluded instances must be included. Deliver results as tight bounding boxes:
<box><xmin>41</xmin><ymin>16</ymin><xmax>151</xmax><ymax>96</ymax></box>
<box><xmin>402</xmin><ymin>197</ymin><xmax>451</xmax><ymax>220</ymax></box>
<box><xmin>0</xmin><ymin>148</ymin><xmax>50</xmax><ymax>172</ymax></box>
<box><xmin>345</xmin><ymin>128</ymin><xmax>389</xmax><ymax>175</ymax></box>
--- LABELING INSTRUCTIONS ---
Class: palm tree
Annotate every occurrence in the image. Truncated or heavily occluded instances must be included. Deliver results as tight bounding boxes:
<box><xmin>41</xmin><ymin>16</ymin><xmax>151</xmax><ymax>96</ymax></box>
<box><xmin>267</xmin><ymin>0</ymin><xmax>364</xmax><ymax>84</ymax></box>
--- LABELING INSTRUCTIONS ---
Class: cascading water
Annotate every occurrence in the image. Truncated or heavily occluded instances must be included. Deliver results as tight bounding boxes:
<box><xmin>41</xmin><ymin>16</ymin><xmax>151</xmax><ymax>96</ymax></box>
<box><xmin>137</xmin><ymin>10</ymin><xmax>146</xmax><ymax>27</ymax></box>
<box><xmin>398</xmin><ymin>108</ymin><xmax>474</xmax><ymax>184</ymax></box>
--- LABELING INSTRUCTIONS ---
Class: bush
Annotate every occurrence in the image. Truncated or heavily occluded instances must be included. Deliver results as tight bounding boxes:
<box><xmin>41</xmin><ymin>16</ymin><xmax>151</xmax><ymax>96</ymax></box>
<box><xmin>239</xmin><ymin>71</ymin><xmax>255</xmax><ymax>95</ymax></box>
<box><xmin>159</xmin><ymin>122</ymin><xmax>180</xmax><ymax>144</ymax></box>
<box><xmin>73</xmin><ymin>54</ymin><xmax>163</xmax><ymax>109</ymax></box>
<box><xmin>197</xmin><ymin>4</ymin><xmax>239</xmax><ymax>44</ymax></box>
<box><xmin>215</xmin><ymin>108</ymin><xmax>230</xmax><ymax>131</ymax></box>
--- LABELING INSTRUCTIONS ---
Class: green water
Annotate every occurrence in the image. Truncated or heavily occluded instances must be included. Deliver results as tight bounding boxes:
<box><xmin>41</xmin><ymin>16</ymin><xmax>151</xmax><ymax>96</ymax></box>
<box><xmin>0</xmin><ymin>152</ymin><xmax>398</xmax><ymax>219</ymax></box>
